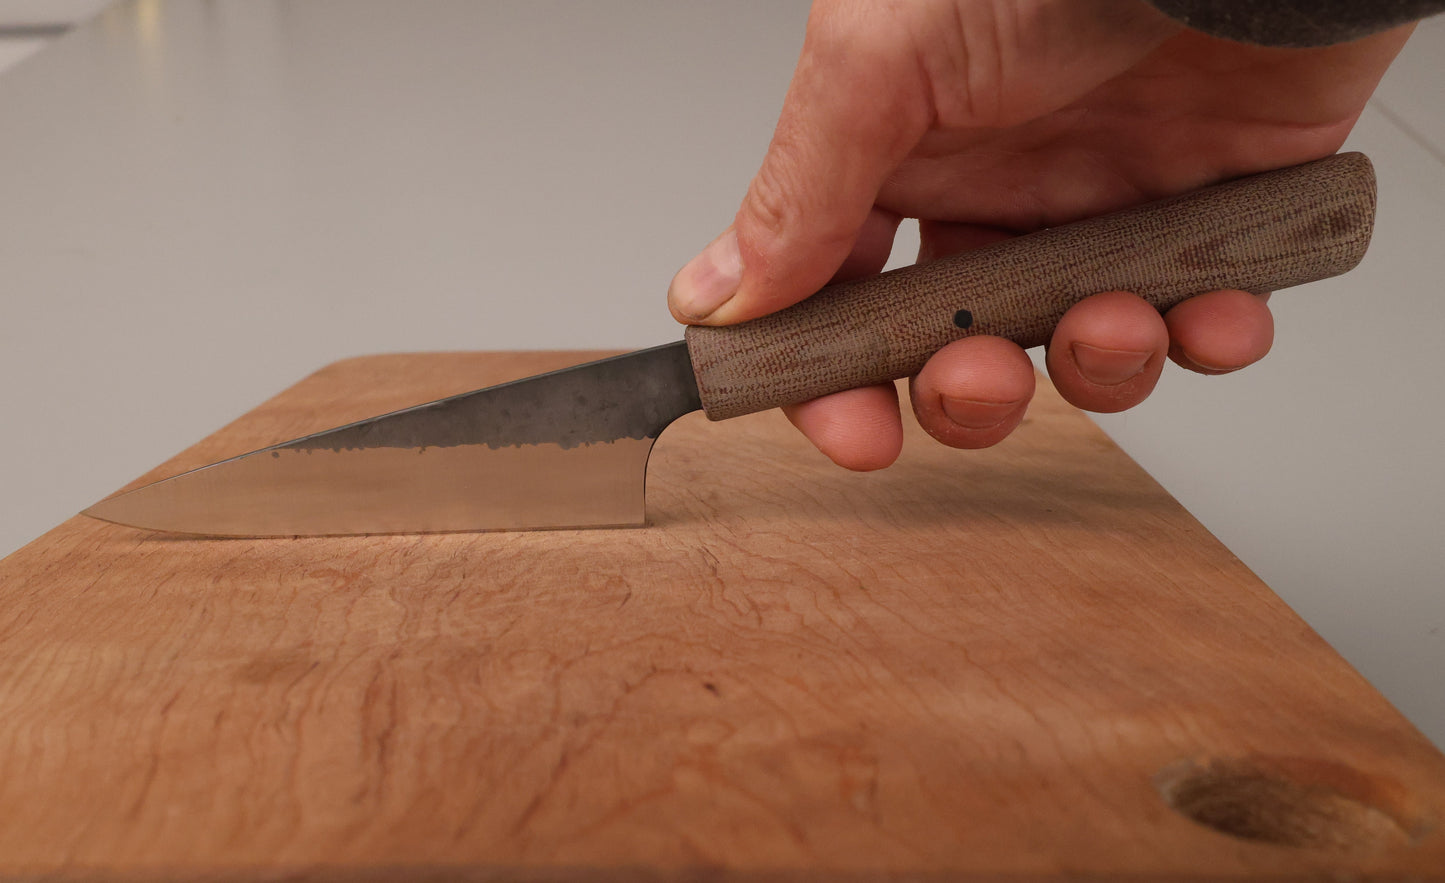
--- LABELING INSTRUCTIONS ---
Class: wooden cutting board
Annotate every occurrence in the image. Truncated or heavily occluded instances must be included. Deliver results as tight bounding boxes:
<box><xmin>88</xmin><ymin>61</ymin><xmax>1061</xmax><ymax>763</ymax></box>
<box><xmin>2</xmin><ymin>351</ymin><xmax>1442</xmax><ymax>881</ymax></box>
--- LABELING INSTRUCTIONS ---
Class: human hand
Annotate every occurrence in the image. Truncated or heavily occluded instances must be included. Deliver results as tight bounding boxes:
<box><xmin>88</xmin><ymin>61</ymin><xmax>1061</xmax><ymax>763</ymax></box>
<box><xmin>667</xmin><ymin>0</ymin><xmax>1412</xmax><ymax>469</ymax></box>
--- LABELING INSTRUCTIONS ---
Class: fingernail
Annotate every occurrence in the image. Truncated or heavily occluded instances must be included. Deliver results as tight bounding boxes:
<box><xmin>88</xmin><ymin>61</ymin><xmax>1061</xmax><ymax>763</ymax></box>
<box><xmin>941</xmin><ymin>397</ymin><xmax>1018</xmax><ymax>430</ymax></box>
<box><xmin>1071</xmin><ymin>343</ymin><xmax>1151</xmax><ymax>386</ymax></box>
<box><xmin>670</xmin><ymin>229</ymin><xmax>742</xmax><ymax>321</ymax></box>
<box><xmin>1170</xmin><ymin>343</ymin><xmax>1243</xmax><ymax>375</ymax></box>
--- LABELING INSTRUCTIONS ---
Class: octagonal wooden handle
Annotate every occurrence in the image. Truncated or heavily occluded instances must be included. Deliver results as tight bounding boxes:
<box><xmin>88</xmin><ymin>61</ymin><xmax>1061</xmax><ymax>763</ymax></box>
<box><xmin>686</xmin><ymin>152</ymin><xmax>1376</xmax><ymax>421</ymax></box>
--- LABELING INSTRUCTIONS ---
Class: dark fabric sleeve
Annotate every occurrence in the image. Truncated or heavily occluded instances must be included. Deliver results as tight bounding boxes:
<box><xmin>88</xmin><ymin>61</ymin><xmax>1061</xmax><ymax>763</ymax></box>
<box><xmin>1147</xmin><ymin>0</ymin><xmax>1444</xmax><ymax>46</ymax></box>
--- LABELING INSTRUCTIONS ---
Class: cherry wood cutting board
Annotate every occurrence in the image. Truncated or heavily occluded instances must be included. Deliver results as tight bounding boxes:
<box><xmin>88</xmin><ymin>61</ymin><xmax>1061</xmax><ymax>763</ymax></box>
<box><xmin>2</xmin><ymin>351</ymin><xmax>1443</xmax><ymax>881</ymax></box>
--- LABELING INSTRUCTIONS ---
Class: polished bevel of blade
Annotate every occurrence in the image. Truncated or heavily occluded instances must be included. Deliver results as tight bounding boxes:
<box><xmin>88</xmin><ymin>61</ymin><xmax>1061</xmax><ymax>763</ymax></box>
<box><xmin>82</xmin><ymin>342</ymin><xmax>702</xmax><ymax>536</ymax></box>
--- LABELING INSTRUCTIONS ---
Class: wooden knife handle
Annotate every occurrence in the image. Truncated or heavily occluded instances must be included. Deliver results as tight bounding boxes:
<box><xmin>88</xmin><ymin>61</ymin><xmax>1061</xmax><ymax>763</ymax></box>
<box><xmin>685</xmin><ymin>151</ymin><xmax>1377</xmax><ymax>421</ymax></box>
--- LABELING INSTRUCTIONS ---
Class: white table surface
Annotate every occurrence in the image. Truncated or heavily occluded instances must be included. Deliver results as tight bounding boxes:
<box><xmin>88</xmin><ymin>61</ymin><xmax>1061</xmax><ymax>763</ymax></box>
<box><xmin>0</xmin><ymin>0</ymin><xmax>107</xmax><ymax>26</ymax></box>
<box><xmin>1</xmin><ymin>1</ymin><xmax>1441</xmax><ymax>748</ymax></box>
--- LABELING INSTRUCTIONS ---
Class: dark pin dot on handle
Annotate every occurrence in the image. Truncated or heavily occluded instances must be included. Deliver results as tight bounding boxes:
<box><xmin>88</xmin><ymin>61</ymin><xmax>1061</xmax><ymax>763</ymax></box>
<box><xmin>953</xmin><ymin>309</ymin><xmax>973</xmax><ymax>329</ymax></box>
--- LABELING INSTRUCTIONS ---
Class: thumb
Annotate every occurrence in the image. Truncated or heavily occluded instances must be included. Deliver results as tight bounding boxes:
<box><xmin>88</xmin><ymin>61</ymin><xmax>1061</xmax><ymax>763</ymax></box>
<box><xmin>668</xmin><ymin>3</ymin><xmax>929</xmax><ymax>326</ymax></box>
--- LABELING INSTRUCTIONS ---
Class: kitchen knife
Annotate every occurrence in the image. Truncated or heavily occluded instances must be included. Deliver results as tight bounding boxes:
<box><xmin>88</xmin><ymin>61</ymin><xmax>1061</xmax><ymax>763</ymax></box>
<box><xmin>83</xmin><ymin>152</ymin><xmax>1377</xmax><ymax>536</ymax></box>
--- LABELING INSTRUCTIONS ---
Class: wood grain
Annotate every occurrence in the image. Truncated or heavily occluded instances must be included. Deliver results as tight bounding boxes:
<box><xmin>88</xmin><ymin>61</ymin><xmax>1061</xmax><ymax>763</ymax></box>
<box><xmin>1</xmin><ymin>351</ymin><xmax>1442</xmax><ymax>881</ymax></box>
<box><xmin>686</xmin><ymin>152</ymin><xmax>1375</xmax><ymax>419</ymax></box>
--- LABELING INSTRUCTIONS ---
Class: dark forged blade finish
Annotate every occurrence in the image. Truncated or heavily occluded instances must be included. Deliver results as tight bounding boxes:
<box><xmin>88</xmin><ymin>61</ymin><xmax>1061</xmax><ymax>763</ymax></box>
<box><xmin>84</xmin><ymin>343</ymin><xmax>702</xmax><ymax>536</ymax></box>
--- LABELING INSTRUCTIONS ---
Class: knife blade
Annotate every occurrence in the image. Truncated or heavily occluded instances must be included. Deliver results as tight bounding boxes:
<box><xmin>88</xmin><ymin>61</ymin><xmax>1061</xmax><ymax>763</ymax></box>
<box><xmin>83</xmin><ymin>152</ymin><xmax>1377</xmax><ymax>536</ymax></box>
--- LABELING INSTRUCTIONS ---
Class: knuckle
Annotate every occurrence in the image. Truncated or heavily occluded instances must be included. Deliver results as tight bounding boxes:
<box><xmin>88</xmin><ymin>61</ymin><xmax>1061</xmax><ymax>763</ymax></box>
<box><xmin>739</xmin><ymin>144</ymin><xmax>858</xmax><ymax>266</ymax></box>
<box><xmin>742</xmin><ymin>157</ymin><xmax>799</xmax><ymax>242</ymax></box>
